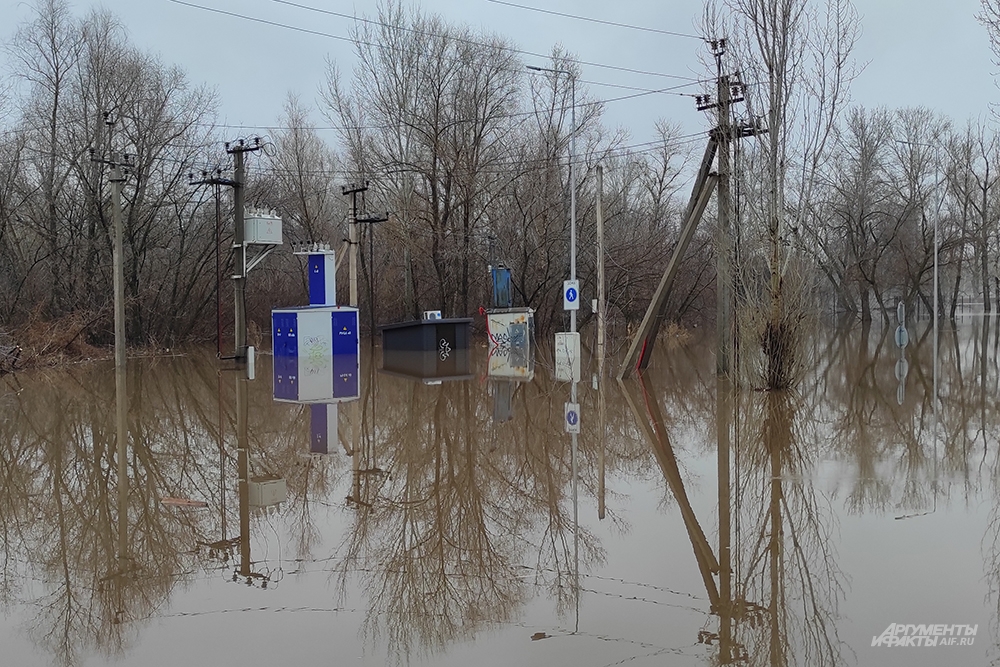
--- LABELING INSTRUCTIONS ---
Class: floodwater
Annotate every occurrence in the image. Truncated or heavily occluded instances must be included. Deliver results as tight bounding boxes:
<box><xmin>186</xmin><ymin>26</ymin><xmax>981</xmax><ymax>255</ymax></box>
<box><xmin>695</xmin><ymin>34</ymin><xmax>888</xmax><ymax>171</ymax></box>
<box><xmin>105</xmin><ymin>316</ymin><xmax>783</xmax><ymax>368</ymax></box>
<box><xmin>1</xmin><ymin>320</ymin><xmax>997</xmax><ymax>667</ymax></box>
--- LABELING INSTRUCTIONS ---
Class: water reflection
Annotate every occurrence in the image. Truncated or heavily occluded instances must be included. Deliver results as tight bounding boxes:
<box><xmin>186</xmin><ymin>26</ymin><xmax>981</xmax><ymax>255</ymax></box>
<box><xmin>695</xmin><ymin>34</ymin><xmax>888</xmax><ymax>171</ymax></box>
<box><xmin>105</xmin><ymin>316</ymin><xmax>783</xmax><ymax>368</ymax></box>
<box><xmin>341</xmin><ymin>353</ymin><xmax>603</xmax><ymax>659</ymax></box>
<box><xmin>0</xmin><ymin>359</ymin><xmax>222</xmax><ymax>664</ymax></box>
<box><xmin>728</xmin><ymin>389</ymin><xmax>845</xmax><ymax>666</ymax></box>
<box><xmin>1</xmin><ymin>320</ymin><xmax>999</xmax><ymax>665</ymax></box>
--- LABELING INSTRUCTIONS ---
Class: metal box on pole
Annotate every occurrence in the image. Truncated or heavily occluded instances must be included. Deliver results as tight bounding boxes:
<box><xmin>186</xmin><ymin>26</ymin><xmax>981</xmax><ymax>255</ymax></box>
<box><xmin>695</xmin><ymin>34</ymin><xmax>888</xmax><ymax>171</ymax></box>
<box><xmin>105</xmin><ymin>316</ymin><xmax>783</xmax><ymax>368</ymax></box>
<box><xmin>247</xmin><ymin>475</ymin><xmax>287</xmax><ymax>507</ymax></box>
<box><xmin>308</xmin><ymin>254</ymin><xmax>337</xmax><ymax>306</ymax></box>
<box><xmin>244</xmin><ymin>209</ymin><xmax>283</xmax><ymax>245</ymax></box>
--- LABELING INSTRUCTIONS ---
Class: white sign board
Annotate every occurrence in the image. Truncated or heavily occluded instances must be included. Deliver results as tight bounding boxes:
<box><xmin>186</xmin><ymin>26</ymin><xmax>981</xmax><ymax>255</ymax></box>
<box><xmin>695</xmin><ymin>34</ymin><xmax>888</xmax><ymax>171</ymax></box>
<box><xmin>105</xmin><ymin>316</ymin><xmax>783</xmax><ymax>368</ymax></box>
<box><xmin>554</xmin><ymin>332</ymin><xmax>581</xmax><ymax>382</ymax></box>
<box><xmin>565</xmin><ymin>402</ymin><xmax>581</xmax><ymax>434</ymax></box>
<box><xmin>563</xmin><ymin>280</ymin><xmax>580</xmax><ymax>311</ymax></box>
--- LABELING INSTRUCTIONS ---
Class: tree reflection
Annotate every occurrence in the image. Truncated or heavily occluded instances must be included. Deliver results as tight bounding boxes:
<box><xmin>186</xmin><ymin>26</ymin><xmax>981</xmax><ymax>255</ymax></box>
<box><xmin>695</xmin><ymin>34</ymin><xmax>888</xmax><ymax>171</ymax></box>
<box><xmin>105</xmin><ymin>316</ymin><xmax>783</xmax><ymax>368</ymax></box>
<box><xmin>336</xmin><ymin>367</ymin><xmax>607</xmax><ymax>660</ymax></box>
<box><xmin>0</xmin><ymin>353</ymin><xmax>317</xmax><ymax>665</ymax></box>
<box><xmin>0</xmin><ymin>363</ymin><xmax>208</xmax><ymax>666</ymax></box>
<box><xmin>727</xmin><ymin>388</ymin><xmax>846</xmax><ymax>667</ymax></box>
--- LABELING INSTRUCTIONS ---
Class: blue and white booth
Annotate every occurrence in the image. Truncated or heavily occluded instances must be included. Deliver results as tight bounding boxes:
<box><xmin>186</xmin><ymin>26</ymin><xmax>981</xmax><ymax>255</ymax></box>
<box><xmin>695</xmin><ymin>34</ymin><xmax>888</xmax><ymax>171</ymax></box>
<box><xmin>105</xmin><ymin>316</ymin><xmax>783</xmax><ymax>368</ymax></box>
<box><xmin>272</xmin><ymin>243</ymin><xmax>360</xmax><ymax>455</ymax></box>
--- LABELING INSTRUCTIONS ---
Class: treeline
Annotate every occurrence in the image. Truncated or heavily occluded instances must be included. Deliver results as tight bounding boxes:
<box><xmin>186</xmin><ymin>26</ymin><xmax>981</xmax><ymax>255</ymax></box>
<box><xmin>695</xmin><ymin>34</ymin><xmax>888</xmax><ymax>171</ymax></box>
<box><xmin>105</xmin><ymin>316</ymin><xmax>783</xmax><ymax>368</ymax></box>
<box><xmin>801</xmin><ymin>107</ymin><xmax>1000</xmax><ymax>322</ymax></box>
<box><xmin>2</xmin><ymin>0</ymin><xmax>998</xmax><ymax>354</ymax></box>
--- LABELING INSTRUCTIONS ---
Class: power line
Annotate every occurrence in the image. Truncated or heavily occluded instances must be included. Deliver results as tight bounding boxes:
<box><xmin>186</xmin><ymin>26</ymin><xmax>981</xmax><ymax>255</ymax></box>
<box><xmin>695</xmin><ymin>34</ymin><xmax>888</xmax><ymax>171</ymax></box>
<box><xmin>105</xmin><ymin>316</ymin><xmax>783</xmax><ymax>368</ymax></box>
<box><xmin>169</xmin><ymin>0</ymin><xmax>701</xmax><ymax>83</ymax></box>
<box><xmin>485</xmin><ymin>0</ymin><xmax>706</xmax><ymax>41</ymax></box>
<box><xmin>168</xmin><ymin>0</ymin><xmax>356</xmax><ymax>43</ymax></box>
<box><xmin>128</xmin><ymin>129</ymin><xmax>708</xmax><ymax>180</ymax></box>
<box><xmin>0</xmin><ymin>74</ymin><xmax>709</xmax><ymax>143</ymax></box>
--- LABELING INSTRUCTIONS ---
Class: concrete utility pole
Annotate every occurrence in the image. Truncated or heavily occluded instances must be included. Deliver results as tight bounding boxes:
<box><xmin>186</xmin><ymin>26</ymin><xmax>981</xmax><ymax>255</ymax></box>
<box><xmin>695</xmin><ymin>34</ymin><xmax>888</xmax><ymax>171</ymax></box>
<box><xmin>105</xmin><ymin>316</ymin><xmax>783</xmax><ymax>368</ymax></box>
<box><xmin>230</xmin><ymin>139</ymin><xmax>262</xmax><ymax>359</ymax></box>
<box><xmin>342</xmin><ymin>183</ymin><xmax>367</xmax><ymax>308</ymax></box>
<box><xmin>527</xmin><ymin>64</ymin><xmax>578</xmax><ymax>332</ymax></box>
<box><xmin>570</xmin><ymin>74</ymin><xmax>577</xmax><ymax>336</ymax></box>
<box><xmin>342</xmin><ymin>182</ymin><xmax>388</xmax><ymax>323</ymax></box>
<box><xmin>90</xmin><ymin>113</ymin><xmax>132</xmax><ymax>559</ymax></box>
<box><xmin>596</xmin><ymin>165</ymin><xmax>607</xmax><ymax>521</ymax></box>
<box><xmin>110</xmin><ymin>155</ymin><xmax>128</xmax><ymax>561</ymax></box>
<box><xmin>596</xmin><ymin>165</ymin><xmax>606</xmax><ymax>380</ymax></box>
<box><xmin>89</xmin><ymin>114</ymin><xmax>131</xmax><ymax>374</ymax></box>
<box><xmin>110</xmin><ymin>158</ymin><xmax>126</xmax><ymax>373</ymax></box>
<box><xmin>716</xmin><ymin>62</ymin><xmax>733</xmax><ymax>377</ymax></box>
<box><xmin>190</xmin><ymin>138</ymin><xmax>262</xmax><ymax>361</ymax></box>
<box><xmin>619</xmin><ymin>39</ymin><xmax>762</xmax><ymax>379</ymax></box>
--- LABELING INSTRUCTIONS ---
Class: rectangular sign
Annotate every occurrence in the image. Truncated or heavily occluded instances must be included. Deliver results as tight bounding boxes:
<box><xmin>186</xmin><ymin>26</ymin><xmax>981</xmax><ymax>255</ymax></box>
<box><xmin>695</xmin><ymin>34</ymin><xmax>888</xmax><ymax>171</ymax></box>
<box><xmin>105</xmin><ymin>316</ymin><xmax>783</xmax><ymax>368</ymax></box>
<box><xmin>554</xmin><ymin>332</ymin><xmax>581</xmax><ymax>382</ymax></box>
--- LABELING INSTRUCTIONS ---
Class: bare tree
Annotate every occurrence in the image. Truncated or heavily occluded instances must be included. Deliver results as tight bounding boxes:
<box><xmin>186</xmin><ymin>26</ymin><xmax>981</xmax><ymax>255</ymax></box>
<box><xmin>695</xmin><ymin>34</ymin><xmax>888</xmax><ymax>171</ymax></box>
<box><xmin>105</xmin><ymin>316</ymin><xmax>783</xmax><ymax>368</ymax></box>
<box><xmin>706</xmin><ymin>0</ymin><xmax>860</xmax><ymax>388</ymax></box>
<box><xmin>323</xmin><ymin>1</ymin><xmax>523</xmax><ymax>320</ymax></box>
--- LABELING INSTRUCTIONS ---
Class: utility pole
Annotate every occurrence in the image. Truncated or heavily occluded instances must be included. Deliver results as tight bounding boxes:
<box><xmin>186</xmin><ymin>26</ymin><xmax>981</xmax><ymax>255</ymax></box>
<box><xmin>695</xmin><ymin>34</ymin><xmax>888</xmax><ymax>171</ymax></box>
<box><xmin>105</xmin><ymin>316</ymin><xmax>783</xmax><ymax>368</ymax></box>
<box><xmin>596</xmin><ymin>164</ymin><xmax>606</xmax><ymax>520</ymax></box>
<box><xmin>89</xmin><ymin>113</ymin><xmax>132</xmax><ymax>375</ymax></box>
<box><xmin>230</xmin><ymin>139</ymin><xmax>261</xmax><ymax>359</ymax></box>
<box><xmin>714</xmin><ymin>39</ymin><xmax>734</xmax><ymax>378</ymax></box>
<box><xmin>190</xmin><ymin>137</ymin><xmax>262</xmax><ymax>361</ymax></box>
<box><xmin>342</xmin><ymin>182</ymin><xmax>388</xmax><ymax>319</ymax></box>
<box><xmin>596</xmin><ymin>165</ymin><xmax>606</xmax><ymax>381</ymax></box>
<box><xmin>90</xmin><ymin>114</ymin><xmax>133</xmax><ymax>555</ymax></box>
<box><xmin>618</xmin><ymin>40</ymin><xmax>764</xmax><ymax>379</ymax></box>
<box><xmin>342</xmin><ymin>183</ymin><xmax>366</xmax><ymax>308</ymax></box>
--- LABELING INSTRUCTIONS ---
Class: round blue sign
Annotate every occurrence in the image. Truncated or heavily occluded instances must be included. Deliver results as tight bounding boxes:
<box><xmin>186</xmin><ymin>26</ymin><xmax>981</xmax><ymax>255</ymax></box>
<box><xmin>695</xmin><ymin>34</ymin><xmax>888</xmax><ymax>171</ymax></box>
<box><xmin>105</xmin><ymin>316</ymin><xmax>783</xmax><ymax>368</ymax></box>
<box><xmin>567</xmin><ymin>410</ymin><xmax>578</xmax><ymax>426</ymax></box>
<box><xmin>566</xmin><ymin>287</ymin><xmax>578</xmax><ymax>302</ymax></box>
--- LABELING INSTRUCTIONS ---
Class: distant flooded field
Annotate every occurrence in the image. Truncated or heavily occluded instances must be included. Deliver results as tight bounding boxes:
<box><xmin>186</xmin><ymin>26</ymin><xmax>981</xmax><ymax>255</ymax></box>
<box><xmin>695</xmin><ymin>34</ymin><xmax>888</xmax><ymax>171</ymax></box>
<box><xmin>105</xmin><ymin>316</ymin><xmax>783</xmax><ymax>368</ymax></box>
<box><xmin>1</xmin><ymin>321</ymin><xmax>997</xmax><ymax>667</ymax></box>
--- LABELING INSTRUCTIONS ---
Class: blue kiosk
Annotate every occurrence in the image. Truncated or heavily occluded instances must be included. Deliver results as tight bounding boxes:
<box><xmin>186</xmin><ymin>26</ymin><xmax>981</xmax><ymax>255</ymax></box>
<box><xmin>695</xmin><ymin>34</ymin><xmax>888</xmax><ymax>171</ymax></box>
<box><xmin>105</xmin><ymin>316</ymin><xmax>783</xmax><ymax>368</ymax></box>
<box><xmin>272</xmin><ymin>243</ymin><xmax>360</xmax><ymax>454</ymax></box>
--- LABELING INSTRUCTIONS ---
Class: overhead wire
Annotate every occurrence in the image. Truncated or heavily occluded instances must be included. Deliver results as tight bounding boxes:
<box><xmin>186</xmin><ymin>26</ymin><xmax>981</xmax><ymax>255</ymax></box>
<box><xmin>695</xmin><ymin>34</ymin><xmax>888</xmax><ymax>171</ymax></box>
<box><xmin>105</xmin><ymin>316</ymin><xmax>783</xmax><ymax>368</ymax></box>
<box><xmin>270</xmin><ymin>0</ymin><xmax>701</xmax><ymax>81</ymax></box>
<box><xmin>4</xmin><ymin>3</ymin><xmax>719</xmax><ymax>189</ymax></box>
<box><xmin>170</xmin><ymin>0</ymin><xmax>703</xmax><ymax>83</ymax></box>
<box><xmin>484</xmin><ymin>0</ymin><xmax>707</xmax><ymax>41</ymax></box>
<box><xmin>147</xmin><ymin>129</ymin><xmax>709</xmax><ymax>180</ymax></box>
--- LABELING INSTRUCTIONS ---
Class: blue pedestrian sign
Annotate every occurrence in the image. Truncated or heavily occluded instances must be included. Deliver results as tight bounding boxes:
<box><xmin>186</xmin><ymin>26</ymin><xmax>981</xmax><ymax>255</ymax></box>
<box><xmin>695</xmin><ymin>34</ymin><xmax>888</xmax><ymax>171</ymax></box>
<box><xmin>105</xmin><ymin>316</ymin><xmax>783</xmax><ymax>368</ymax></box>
<box><xmin>564</xmin><ymin>401</ymin><xmax>581</xmax><ymax>433</ymax></box>
<box><xmin>563</xmin><ymin>280</ymin><xmax>580</xmax><ymax>311</ymax></box>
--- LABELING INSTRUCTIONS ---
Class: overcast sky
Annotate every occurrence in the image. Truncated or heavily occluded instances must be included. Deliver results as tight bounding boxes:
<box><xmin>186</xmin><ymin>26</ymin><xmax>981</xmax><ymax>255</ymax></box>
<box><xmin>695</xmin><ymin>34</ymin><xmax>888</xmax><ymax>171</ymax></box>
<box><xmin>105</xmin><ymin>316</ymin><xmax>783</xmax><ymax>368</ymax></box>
<box><xmin>0</xmin><ymin>0</ymin><xmax>996</xmax><ymax>147</ymax></box>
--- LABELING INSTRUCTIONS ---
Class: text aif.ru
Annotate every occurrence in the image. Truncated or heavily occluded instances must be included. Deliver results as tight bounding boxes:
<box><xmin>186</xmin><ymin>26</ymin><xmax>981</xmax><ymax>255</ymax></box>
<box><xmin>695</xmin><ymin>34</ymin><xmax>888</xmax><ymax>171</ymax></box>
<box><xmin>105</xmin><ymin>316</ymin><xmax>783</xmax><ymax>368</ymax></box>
<box><xmin>872</xmin><ymin>624</ymin><xmax>978</xmax><ymax>647</ymax></box>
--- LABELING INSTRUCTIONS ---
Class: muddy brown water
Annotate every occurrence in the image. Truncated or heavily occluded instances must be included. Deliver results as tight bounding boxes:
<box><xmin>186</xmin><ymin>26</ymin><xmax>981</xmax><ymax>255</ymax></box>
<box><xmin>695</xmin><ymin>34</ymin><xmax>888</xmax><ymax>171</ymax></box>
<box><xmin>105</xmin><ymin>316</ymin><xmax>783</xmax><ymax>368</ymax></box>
<box><xmin>0</xmin><ymin>321</ymin><xmax>996</xmax><ymax>666</ymax></box>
